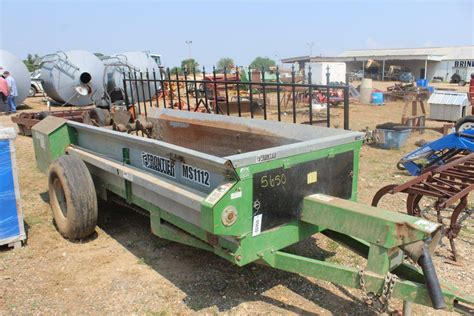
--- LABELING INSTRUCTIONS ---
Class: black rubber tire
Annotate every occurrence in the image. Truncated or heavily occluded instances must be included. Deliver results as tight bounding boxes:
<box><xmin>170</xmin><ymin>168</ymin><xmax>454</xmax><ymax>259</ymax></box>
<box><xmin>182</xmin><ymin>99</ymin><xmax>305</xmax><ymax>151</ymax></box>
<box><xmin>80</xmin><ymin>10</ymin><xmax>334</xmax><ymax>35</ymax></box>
<box><xmin>455</xmin><ymin>115</ymin><xmax>474</xmax><ymax>132</ymax></box>
<box><xmin>451</xmin><ymin>74</ymin><xmax>461</xmax><ymax>84</ymax></box>
<box><xmin>396</xmin><ymin>161</ymin><xmax>406</xmax><ymax>170</ymax></box>
<box><xmin>36</xmin><ymin>111</ymin><xmax>50</xmax><ymax>120</ymax></box>
<box><xmin>83</xmin><ymin>108</ymin><xmax>111</xmax><ymax>126</ymax></box>
<box><xmin>28</xmin><ymin>86</ymin><xmax>37</xmax><ymax>97</ymax></box>
<box><xmin>48</xmin><ymin>155</ymin><xmax>98</xmax><ymax>240</ymax></box>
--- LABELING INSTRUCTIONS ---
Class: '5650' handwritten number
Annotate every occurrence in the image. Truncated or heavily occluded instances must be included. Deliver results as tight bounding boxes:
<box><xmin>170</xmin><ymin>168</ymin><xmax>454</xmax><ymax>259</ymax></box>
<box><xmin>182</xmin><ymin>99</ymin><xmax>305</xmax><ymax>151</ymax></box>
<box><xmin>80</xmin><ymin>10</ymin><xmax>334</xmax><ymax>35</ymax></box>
<box><xmin>260</xmin><ymin>174</ymin><xmax>287</xmax><ymax>188</ymax></box>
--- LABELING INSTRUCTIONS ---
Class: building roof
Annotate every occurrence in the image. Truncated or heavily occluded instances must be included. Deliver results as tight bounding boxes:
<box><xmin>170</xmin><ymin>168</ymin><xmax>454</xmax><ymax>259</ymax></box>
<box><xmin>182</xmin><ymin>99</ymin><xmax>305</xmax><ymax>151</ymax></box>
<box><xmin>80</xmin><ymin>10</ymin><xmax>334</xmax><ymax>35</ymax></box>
<box><xmin>282</xmin><ymin>46</ymin><xmax>474</xmax><ymax>64</ymax></box>
<box><xmin>339</xmin><ymin>46</ymin><xmax>474</xmax><ymax>60</ymax></box>
<box><xmin>428</xmin><ymin>91</ymin><xmax>469</xmax><ymax>106</ymax></box>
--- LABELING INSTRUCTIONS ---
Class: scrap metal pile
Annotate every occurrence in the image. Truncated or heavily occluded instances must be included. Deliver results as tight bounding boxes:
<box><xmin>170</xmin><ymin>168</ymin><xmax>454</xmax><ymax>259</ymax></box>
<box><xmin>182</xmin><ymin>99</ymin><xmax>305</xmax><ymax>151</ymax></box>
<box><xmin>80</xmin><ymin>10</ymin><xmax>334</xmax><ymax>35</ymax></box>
<box><xmin>386</xmin><ymin>83</ymin><xmax>430</xmax><ymax>101</ymax></box>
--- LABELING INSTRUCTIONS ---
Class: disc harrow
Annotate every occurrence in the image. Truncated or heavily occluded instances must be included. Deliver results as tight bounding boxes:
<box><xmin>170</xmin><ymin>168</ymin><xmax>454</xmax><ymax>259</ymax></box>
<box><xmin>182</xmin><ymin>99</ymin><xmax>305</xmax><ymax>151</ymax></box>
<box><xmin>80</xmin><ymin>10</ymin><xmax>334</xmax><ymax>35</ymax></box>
<box><xmin>372</xmin><ymin>152</ymin><xmax>474</xmax><ymax>261</ymax></box>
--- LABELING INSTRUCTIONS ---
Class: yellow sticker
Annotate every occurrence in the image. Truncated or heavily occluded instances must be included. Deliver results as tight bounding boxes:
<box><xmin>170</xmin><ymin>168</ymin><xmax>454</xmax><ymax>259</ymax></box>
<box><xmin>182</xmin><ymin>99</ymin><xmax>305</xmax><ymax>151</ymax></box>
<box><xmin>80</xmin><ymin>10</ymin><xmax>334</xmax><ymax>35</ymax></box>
<box><xmin>307</xmin><ymin>171</ymin><xmax>318</xmax><ymax>184</ymax></box>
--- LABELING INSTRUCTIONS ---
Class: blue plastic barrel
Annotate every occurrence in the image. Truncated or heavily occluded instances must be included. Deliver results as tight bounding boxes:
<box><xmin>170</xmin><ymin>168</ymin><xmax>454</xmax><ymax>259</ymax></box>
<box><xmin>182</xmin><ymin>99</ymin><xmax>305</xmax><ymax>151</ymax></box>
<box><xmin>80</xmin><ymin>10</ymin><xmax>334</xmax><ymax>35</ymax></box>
<box><xmin>416</xmin><ymin>79</ymin><xmax>428</xmax><ymax>87</ymax></box>
<box><xmin>371</xmin><ymin>92</ymin><xmax>384</xmax><ymax>105</ymax></box>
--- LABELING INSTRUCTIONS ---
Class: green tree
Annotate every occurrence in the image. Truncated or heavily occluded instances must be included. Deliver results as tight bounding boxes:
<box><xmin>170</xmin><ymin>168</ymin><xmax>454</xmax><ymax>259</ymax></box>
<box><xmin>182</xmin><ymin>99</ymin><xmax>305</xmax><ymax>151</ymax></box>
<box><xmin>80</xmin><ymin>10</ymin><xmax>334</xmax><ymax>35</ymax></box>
<box><xmin>94</xmin><ymin>52</ymin><xmax>105</xmax><ymax>59</ymax></box>
<box><xmin>250</xmin><ymin>57</ymin><xmax>276</xmax><ymax>72</ymax></box>
<box><xmin>169</xmin><ymin>67</ymin><xmax>182</xmax><ymax>76</ymax></box>
<box><xmin>23</xmin><ymin>53</ymin><xmax>40</xmax><ymax>72</ymax></box>
<box><xmin>181</xmin><ymin>59</ymin><xmax>199</xmax><ymax>73</ymax></box>
<box><xmin>217</xmin><ymin>57</ymin><xmax>235</xmax><ymax>73</ymax></box>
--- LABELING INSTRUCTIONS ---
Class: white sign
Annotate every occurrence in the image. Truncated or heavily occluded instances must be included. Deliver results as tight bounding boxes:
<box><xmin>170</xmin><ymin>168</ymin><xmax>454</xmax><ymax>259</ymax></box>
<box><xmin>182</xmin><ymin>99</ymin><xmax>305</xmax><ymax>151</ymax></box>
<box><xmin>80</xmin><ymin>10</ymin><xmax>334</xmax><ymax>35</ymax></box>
<box><xmin>141</xmin><ymin>152</ymin><xmax>175</xmax><ymax>178</ymax></box>
<box><xmin>252</xmin><ymin>214</ymin><xmax>263</xmax><ymax>236</ymax></box>
<box><xmin>181</xmin><ymin>163</ymin><xmax>210</xmax><ymax>187</ymax></box>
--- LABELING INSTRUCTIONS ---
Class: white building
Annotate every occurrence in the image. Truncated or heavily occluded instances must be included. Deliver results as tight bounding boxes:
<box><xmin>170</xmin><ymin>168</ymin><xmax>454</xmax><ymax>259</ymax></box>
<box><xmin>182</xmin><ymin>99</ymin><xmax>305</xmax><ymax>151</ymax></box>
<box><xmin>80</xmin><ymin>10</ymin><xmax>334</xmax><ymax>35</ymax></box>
<box><xmin>282</xmin><ymin>45</ymin><xmax>474</xmax><ymax>82</ymax></box>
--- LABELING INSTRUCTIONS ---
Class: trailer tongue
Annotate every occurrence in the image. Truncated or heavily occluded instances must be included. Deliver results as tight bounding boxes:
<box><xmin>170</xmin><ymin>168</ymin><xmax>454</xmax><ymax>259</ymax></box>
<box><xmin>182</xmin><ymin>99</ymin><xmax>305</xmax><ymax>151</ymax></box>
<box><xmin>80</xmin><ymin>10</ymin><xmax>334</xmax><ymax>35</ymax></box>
<box><xmin>31</xmin><ymin>109</ymin><xmax>473</xmax><ymax>313</ymax></box>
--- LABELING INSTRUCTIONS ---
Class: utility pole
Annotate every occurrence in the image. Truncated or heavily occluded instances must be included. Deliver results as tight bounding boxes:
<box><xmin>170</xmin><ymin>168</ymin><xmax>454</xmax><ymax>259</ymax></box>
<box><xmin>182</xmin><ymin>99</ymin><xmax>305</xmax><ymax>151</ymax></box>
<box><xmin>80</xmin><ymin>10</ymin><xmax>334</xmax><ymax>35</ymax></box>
<box><xmin>185</xmin><ymin>40</ymin><xmax>193</xmax><ymax>60</ymax></box>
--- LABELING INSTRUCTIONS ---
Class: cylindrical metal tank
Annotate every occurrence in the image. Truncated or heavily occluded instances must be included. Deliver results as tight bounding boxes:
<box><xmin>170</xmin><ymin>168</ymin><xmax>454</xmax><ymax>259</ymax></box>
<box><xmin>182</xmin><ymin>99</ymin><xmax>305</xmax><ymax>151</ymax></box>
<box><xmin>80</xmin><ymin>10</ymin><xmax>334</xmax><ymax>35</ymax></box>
<box><xmin>0</xmin><ymin>49</ymin><xmax>31</xmax><ymax>106</ymax></box>
<box><xmin>40</xmin><ymin>50</ymin><xmax>104</xmax><ymax>106</ymax></box>
<box><xmin>359</xmin><ymin>78</ymin><xmax>373</xmax><ymax>104</ymax></box>
<box><xmin>103</xmin><ymin>51</ymin><xmax>160</xmax><ymax>104</ymax></box>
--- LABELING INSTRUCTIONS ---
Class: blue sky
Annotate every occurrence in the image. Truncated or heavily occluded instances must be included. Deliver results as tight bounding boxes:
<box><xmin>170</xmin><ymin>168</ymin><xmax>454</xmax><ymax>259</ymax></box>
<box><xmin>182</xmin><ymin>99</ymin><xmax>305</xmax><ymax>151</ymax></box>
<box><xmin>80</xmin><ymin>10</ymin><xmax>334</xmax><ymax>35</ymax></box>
<box><xmin>1</xmin><ymin>0</ymin><xmax>473</xmax><ymax>68</ymax></box>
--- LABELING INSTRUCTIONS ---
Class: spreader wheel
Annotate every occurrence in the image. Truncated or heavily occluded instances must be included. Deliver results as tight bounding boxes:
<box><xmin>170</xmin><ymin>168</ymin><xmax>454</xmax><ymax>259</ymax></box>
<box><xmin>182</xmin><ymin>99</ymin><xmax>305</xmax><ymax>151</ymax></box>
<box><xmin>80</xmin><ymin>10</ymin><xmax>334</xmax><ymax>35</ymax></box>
<box><xmin>48</xmin><ymin>155</ymin><xmax>98</xmax><ymax>240</ymax></box>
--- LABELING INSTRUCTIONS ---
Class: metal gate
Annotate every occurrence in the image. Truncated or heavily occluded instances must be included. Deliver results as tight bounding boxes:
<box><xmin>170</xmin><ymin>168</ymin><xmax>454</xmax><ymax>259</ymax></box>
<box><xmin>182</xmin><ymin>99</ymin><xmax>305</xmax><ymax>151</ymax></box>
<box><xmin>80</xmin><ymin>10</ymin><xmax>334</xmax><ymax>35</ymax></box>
<box><xmin>122</xmin><ymin>66</ymin><xmax>350</xmax><ymax>130</ymax></box>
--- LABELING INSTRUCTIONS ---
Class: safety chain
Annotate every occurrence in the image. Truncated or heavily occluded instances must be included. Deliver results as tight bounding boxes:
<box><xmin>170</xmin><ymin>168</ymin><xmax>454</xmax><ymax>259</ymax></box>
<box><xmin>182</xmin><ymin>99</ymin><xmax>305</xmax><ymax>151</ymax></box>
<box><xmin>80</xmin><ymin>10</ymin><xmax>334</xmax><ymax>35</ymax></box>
<box><xmin>358</xmin><ymin>269</ymin><xmax>399</xmax><ymax>313</ymax></box>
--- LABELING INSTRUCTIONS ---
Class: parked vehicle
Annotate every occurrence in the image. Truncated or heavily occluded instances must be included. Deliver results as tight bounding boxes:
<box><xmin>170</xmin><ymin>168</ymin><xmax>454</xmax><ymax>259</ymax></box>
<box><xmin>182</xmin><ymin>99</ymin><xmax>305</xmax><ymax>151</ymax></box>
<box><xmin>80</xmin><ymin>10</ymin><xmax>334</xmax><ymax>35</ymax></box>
<box><xmin>348</xmin><ymin>70</ymin><xmax>364</xmax><ymax>81</ymax></box>
<box><xmin>29</xmin><ymin>70</ymin><xmax>44</xmax><ymax>97</ymax></box>
<box><xmin>451</xmin><ymin>73</ymin><xmax>471</xmax><ymax>86</ymax></box>
<box><xmin>399</xmin><ymin>71</ymin><xmax>414</xmax><ymax>82</ymax></box>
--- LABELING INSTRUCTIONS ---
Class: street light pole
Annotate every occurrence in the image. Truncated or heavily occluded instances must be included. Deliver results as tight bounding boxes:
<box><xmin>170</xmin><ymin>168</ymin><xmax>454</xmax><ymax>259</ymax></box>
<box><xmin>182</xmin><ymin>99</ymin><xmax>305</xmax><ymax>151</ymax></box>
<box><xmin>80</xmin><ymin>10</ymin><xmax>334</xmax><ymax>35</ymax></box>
<box><xmin>306</xmin><ymin>41</ymin><xmax>314</xmax><ymax>56</ymax></box>
<box><xmin>185</xmin><ymin>40</ymin><xmax>192</xmax><ymax>60</ymax></box>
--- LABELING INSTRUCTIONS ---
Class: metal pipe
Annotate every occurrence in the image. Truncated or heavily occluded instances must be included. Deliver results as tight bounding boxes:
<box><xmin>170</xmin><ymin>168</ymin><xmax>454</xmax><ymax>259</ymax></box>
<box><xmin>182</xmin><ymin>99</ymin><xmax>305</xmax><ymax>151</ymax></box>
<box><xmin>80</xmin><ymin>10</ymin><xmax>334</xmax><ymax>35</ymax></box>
<box><xmin>175</xmin><ymin>70</ymin><xmax>182</xmax><ymax>110</ymax></box>
<box><xmin>248</xmin><ymin>67</ymin><xmax>254</xmax><ymax>119</ymax></box>
<box><xmin>183</xmin><ymin>69</ymin><xmax>191</xmax><ymax>111</ymax></box>
<box><xmin>193</xmin><ymin>68</ymin><xmax>199</xmax><ymax>111</ymax></box>
<box><xmin>418</xmin><ymin>245</ymin><xmax>446</xmax><ymax>310</ymax></box>
<box><xmin>326</xmin><ymin>66</ymin><xmax>330</xmax><ymax>128</ymax></box>
<box><xmin>212</xmin><ymin>66</ymin><xmax>219</xmax><ymax>114</ymax></box>
<box><xmin>308</xmin><ymin>66</ymin><xmax>313</xmax><ymax>125</ymax></box>
<box><xmin>261</xmin><ymin>67</ymin><xmax>267</xmax><ymax>120</ymax></box>
<box><xmin>236</xmin><ymin>66</ymin><xmax>241</xmax><ymax>117</ymax></box>
<box><xmin>291</xmin><ymin>65</ymin><xmax>296</xmax><ymax>123</ymax></box>
<box><xmin>223</xmin><ymin>67</ymin><xmax>230</xmax><ymax>116</ymax></box>
<box><xmin>344</xmin><ymin>75</ymin><xmax>350</xmax><ymax>130</ymax></box>
<box><xmin>146</xmin><ymin>70</ymin><xmax>153</xmax><ymax>109</ymax></box>
<box><xmin>424</xmin><ymin>59</ymin><xmax>428</xmax><ymax>80</ymax></box>
<box><xmin>167</xmin><ymin>68</ymin><xmax>173</xmax><ymax>109</ymax></box>
<box><xmin>140</xmin><ymin>72</ymin><xmax>148</xmax><ymax>118</ymax></box>
<box><xmin>152</xmin><ymin>69</ymin><xmax>159</xmax><ymax>108</ymax></box>
<box><xmin>382</xmin><ymin>59</ymin><xmax>385</xmax><ymax>81</ymax></box>
<box><xmin>276</xmin><ymin>66</ymin><xmax>281</xmax><ymax>122</ymax></box>
<box><xmin>159</xmin><ymin>68</ymin><xmax>166</xmax><ymax>108</ymax></box>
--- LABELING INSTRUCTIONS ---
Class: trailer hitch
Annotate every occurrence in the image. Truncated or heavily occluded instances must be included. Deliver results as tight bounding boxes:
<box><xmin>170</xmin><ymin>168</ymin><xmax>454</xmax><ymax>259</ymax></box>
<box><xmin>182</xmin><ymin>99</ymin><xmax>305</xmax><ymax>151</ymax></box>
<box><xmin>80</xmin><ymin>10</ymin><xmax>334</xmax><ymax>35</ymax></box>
<box><xmin>261</xmin><ymin>194</ymin><xmax>474</xmax><ymax>311</ymax></box>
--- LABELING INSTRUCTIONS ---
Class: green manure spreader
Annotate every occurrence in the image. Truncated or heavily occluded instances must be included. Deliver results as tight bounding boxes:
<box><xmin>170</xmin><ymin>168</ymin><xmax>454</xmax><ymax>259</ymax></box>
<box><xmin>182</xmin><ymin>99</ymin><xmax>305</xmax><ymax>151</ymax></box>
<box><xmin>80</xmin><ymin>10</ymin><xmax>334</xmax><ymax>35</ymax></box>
<box><xmin>31</xmin><ymin>109</ymin><xmax>474</xmax><ymax>313</ymax></box>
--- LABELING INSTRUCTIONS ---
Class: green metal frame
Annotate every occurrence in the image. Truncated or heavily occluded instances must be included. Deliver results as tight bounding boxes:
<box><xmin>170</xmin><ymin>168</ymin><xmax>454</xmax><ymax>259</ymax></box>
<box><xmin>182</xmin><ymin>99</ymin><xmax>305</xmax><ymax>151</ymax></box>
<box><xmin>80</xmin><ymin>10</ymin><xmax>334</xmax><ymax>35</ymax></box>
<box><xmin>32</xmin><ymin>119</ymin><xmax>474</xmax><ymax>312</ymax></box>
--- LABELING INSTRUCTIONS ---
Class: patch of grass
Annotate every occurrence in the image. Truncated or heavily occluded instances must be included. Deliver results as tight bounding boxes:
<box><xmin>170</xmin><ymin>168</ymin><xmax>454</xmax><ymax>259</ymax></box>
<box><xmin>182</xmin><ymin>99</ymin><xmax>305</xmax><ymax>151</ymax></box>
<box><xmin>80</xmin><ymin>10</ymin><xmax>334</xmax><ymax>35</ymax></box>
<box><xmin>136</xmin><ymin>257</ymin><xmax>146</xmax><ymax>265</ymax></box>
<box><xmin>25</xmin><ymin>215</ymin><xmax>45</xmax><ymax>226</ymax></box>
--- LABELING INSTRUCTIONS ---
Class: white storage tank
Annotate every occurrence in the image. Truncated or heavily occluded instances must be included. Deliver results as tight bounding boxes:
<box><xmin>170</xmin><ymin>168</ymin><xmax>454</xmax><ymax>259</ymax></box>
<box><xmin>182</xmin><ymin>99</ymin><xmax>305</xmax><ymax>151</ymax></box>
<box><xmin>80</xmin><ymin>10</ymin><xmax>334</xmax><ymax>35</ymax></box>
<box><xmin>305</xmin><ymin>62</ymin><xmax>346</xmax><ymax>85</ymax></box>
<box><xmin>428</xmin><ymin>91</ymin><xmax>471</xmax><ymax>122</ymax></box>
<box><xmin>0</xmin><ymin>49</ymin><xmax>31</xmax><ymax>107</ymax></box>
<box><xmin>103</xmin><ymin>51</ymin><xmax>160</xmax><ymax>103</ymax></box>
<box><xmin>40</xmin><ymin>50</ymin><xmax>104</xmax><ymax>106</ymax></box>
<box><xmin>359</xmin><ymin>78</ymin><xmax>373</xmax><ymax>104</ymax></box>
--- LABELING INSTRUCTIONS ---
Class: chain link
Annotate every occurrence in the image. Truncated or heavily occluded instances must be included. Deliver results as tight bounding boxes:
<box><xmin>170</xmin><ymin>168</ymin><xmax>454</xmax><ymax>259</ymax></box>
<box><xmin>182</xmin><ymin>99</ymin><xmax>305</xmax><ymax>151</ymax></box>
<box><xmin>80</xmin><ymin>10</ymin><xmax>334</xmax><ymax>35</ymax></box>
<box><xmin>358</xmin><ymin>269</ymin><xmax>398</xmax><ymax>313</ymax></box>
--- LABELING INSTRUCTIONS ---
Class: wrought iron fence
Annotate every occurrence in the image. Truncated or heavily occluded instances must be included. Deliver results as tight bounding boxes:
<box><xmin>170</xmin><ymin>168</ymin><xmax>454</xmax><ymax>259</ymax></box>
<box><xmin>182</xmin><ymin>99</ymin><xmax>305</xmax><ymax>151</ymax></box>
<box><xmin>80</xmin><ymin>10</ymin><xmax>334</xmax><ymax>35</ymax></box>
<box><xmin>122</xmin><ymin>66</ymin><xmax>350</xmax><ymax>130</ymax></box>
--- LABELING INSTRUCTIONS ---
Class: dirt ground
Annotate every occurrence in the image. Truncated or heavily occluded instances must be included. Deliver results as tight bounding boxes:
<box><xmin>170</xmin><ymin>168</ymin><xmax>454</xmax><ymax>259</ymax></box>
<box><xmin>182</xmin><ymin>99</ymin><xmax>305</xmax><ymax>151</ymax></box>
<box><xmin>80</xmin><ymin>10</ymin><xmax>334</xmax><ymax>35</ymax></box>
<box><xmin>0</xmin><ymin>82</ymin><xmax>473</xmax><ymax>315</ymax></box>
